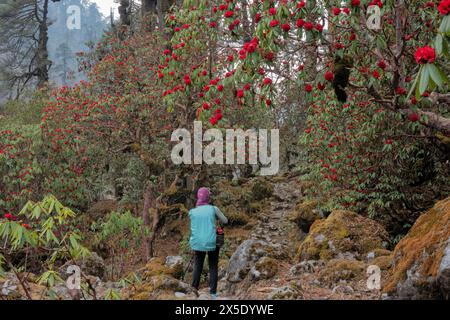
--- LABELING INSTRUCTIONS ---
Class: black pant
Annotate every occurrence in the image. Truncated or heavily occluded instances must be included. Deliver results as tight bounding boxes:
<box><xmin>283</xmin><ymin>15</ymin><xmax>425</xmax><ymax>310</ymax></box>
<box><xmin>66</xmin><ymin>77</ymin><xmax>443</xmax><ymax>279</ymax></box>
<box><xmin>191</xmin><ymin>248</ymin><xmax>219</xmax><ymax>294</ymax></box>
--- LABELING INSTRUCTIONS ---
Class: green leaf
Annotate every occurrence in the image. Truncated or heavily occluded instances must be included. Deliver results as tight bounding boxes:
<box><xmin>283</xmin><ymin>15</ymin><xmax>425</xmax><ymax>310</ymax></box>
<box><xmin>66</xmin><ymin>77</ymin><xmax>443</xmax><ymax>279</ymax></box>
<box><xmin>439</xmin><ymin>15</ymin><xmax>450</xmax><ymax>34</ymax></box>
<box><xmin>428</xmin><ymin>64</ymin><xmax>447</xmax><ymax>87</ymax></box>
<box><xmin>419</xmin><ymin>64</ymin><xmax>430</xmax><ymax>95</ymax></box>
<box><xmin>435</xmin><ymin>34</ymin><xmax>443</xmax><ymax>55</ymax></box>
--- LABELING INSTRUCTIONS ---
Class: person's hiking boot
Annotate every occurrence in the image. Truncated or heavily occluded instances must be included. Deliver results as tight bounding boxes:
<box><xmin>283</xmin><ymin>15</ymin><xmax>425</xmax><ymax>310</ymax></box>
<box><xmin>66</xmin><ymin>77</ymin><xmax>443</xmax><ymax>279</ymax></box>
<box><xmin>210</xmin><ymin>293</ymin><xmax>218</xmax><ymax>300</ymax></box>
<box><xmin>192</xmin><ymin>287</ymin><xmax>199</xmax><ymax>298</ymax></box>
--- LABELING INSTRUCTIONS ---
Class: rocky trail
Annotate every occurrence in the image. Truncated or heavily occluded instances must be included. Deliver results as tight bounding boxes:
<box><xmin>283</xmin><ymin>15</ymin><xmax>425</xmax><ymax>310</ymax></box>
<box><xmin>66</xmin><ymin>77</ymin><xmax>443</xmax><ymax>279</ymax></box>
<box><xmin>2</xmin><ymin>178</ymin><xmax>449</xmax><ymax>301</ymax></box>
<box><xmin>191</xmin><ymin>179</ymin><xmax>386</xmax><ymax>300</ymax></box>
<box><xmin>215</xmin><ymin>180</ymin><xmax>383</xmax><ymax>300</ymax></box>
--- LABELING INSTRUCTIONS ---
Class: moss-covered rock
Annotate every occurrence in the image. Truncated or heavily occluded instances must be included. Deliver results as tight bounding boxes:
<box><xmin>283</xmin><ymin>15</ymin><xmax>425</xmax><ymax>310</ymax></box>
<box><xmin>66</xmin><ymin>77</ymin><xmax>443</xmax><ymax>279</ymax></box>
<box><xmin>250</xmin><ymin>257</ymin><xmax>279</xmax><ymax>281</ymax></box>
<box><xmin>130</xmin><ymin>275</ymin><xmax>194</xmax><ymax>300</ymax></box>
<box><xmin>139</xmin><ymin>257</ymin><xmax>184</xmax><ymax>280</ymax></box>
<box><xmin>297</xmin><ymin>210</ymin><xmax>390</xmax><ymax>261</ymax></box>
<box><xmin>384</xmin><ymin>197</ymin><xmax>450</xmax><ymax>299</ymax></box>
<box><xmin>372</xmin><ymin>255</ymin><xmax>393</xmax><ymax>271</ymax></box>
<box><xmin>226</xmin><ymin>208</ymin><xmax>250</xmax><ymax>226</ymax></box>
<box><xmin>87</xmin><ymin>200</ymin><xmax>118</xmax><ymax>219</ymax></box>
<box><xmin>250</xmin><ymin>178</ymin><xmax>273</xmax><ymax>201</ymax></box>
<box><xmin>318</xmin><ymin>259</ymin><xmax>366</xmax><ymax>286</ymax></box>
<box><xmin>288</xmin><ymin>200</ymin><xmax>322</xmax><ymax>233</ymax></box>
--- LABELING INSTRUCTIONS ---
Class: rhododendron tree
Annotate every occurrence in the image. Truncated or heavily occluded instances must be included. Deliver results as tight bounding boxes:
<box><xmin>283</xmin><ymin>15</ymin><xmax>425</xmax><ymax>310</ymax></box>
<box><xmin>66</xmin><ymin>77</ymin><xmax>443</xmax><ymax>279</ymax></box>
<box><xmin>156</xmin><ymin>0</ymin><xmax>449</xmax><ymax>232</ymax></box>
<box><xmin>3</xmin><ymin>0</ymin><xmax>448</xmax><ymax>248</ymax></box>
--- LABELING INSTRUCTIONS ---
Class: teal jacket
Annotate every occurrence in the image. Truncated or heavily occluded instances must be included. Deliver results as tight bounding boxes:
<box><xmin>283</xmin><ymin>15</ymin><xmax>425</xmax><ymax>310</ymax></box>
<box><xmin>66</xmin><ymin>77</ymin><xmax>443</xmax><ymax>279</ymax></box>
<box><xmin>189</xmin><ymin>205</ymin><xmax>228</xmax><ymax>252</ymax></box>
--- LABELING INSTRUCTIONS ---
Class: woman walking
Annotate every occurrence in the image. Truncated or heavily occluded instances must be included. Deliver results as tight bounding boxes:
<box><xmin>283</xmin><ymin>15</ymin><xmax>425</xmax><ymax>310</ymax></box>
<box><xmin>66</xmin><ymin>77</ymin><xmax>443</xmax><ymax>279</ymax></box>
<box><xmin>189</xmin><ymin>187</ymin><xmax>228</xmax><ymax>298</ymax></box>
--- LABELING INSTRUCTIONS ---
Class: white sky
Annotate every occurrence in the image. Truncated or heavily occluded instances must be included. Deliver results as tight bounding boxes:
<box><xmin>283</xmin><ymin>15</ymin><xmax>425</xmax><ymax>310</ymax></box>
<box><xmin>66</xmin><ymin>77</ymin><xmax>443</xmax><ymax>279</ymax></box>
<box><xmin>92</xmin><ymin>0</ymin><xmax>120</xmax><ymax>17</ymax></box>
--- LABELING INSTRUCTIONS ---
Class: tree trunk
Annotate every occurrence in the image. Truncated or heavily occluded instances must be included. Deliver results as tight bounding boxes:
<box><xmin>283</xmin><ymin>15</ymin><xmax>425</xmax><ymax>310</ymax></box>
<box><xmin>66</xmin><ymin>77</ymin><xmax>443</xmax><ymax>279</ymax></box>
<box><xmin>36</xmin><ymin>0</ymin><xmax>50</xmax><ymax>88</ymax></box>
<box><xmin>141</xmin><ymin>182</ymin><xmax>155</xmax><ymax>261</ymax></box>
<box><xmin>141</xmin><ymin>0</ymin><xmax>157</xmax><ymax>15</ymax></box>
<box><xmin>118</xmin><ymin>0</ymin><xmax>131</xmax><ymax>26</ymax></box>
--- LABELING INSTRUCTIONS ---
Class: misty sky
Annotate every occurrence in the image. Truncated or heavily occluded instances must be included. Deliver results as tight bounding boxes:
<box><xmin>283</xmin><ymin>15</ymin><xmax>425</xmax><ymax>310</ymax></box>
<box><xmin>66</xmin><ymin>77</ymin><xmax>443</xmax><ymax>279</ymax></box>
<box><xmin>93</xmin><ymin>0</ymin><xmax>119</xmax><ymax>17</ymax></box>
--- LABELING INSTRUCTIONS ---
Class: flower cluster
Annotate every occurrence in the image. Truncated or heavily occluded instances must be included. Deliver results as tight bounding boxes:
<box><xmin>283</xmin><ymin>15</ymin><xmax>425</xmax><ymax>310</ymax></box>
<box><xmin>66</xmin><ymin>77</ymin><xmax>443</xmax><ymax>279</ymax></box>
<box><xmin>438</xmin><ymin>0</ymin><xmax>450</xmax><ymax>15</ymax></box>
<box><xmin>414</xmin><ymin>46</ymin><xmax>436</xmax><ymax>64</ymax></box>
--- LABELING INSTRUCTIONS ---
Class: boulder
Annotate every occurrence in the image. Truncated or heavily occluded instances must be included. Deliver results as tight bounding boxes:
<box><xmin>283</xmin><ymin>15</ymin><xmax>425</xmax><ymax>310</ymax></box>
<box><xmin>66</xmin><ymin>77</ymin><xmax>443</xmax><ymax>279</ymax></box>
<box><xmin>226</xmin><ymin>239</ymin><xmax>268</xmax><ymax>283</ymax></box>
<box><xmin>130</xmin><ymin>275</ymin><xmax>195</xmax><ymax>300</ymax></box>
<box><xmin>290</xmin><ymin>260</ymin><xmax>325</xmax><ymax>275</ymax></box>
<box><xmin>297</xmin><ymin>210</ymin><xmax>390</xmax><ymax>261</ymax></box>
<box><xmin>250</xmin><ymin>257</ymin><xmax>278</xmax><ymax>281</ymax></box>
<box><xmin>138</xmin><ymin>257</ymin><xmax>184</xmax><ymax>280</ymax></box>
<box><xmin>250</xmin><ymin>178</ymin><xmax>273</xmax><ymax>201</ymax></box>
<box><xmin>288</xmin><ymin>200</ymin><xmax>323</xmax><ymax>233</ymax></box>
<box><xmin>59</xmin><ymin>252</ymin><xmax>105</xmax><ymax>280</ymax></box>
<box><xmin>384</xmin><ymin>197</ymin><xmax>450</xmax><ymax>299</ymax></box>
<box><xmin>318</xmin><ymin>259</ymin><xmax>366</xmax><ymax>287</ymax></box>
<box><xmin>268</xmin><ymin>284</ymin><xmax>302</xmax><ymax>300</ymax></box>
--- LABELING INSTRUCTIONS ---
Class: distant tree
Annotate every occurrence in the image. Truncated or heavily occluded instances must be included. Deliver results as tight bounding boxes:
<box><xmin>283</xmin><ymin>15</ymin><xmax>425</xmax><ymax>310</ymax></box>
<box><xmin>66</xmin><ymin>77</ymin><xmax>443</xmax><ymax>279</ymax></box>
<box><xmin>0</xmin><ymin>0</ymin><xmax>61</xmax><ymax>97</ymax></box>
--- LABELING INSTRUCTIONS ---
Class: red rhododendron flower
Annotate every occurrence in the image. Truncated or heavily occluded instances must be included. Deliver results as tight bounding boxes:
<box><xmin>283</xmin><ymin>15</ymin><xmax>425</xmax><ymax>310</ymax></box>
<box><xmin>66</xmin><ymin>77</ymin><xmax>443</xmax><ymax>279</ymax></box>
<box><xmin>282</xmin><ymin>23</ymin><xmax>291</xmax><ymax>32</ymax></box>
<box><xmin>408</xmin><ymin>112</ymin><xmax>420</xmax><ymax>122</ymax></box>
<box><xmin>296</xmin><ymin>19</ymin><xmax>305</xmax><ymax>28</ymax></box>
<box><xmin>4</xmin><ymin>213</ymin><xmax>13</xmax><ymax>220</ymax></box>
<box><xmin>217</xmin><ymin>84</ymin><xmax>224</xmax><ymax>92</ymax></box>
<box><xmin>237</xmin><ymin>89</ymin><xmax>244</xmax><ymax>98</ymax></box>
<box><xmin>22</xmin><ymin>223</ymin><xmax>31</xmax><ymax>229</ymax></box>
<box><xmin>269</xmin><ymin>20</ymin><xmax>279</xmax><ymax>28</ymax></box>
<box><xmin>304</xmin><ymin>22</ymin><xmax>314</xmax><ymax>31</ymax></box>
<box><xmin>184</xmin><ymin>75</ymin><xmax>191</xmax><ymax>85</ymax></box>
<box><xmin>255</xmin><ymin>13</ymin><xmax>262</xmax><ymax>23</ymax></box>
<box><xmin>210</xmin><ymin>116</ymin><xmax>218</xmax><ymax>125</ymax></box>
<box><xmin>369</xmin><ymin>0</ymin><xmax>383</xmax><ymax>8</ymax></box>
<box><xmin>351</xmin><ymin>0</ymin><xmax>361</xmax><ymax>6</ymax></box>
<box><xmin>395</xmin><ymin>87</ymin><xmax>407</xmax><ymax>95</ymax></box>
<box><xmin>414</xmin><ymin>46</ymin><xmax>436</xmax><ymax>64</ymax></box>
<box><xmin>377</xmin><ymin>60</ymin><xmax>387</xmax><ymax>70</ymax></box>
<box><xmin>438</xmin><ymin>0</ymin><xmax>450</xmax><ymax>15</ymax></box>
<box><xmin>305</xmin><ymin>84</ymin><xmax>313</xmax><ymax>92</ymax></box>
<box><xmin>263</xmin><ymin>78</ymin><xmax>273</xmax><ymax>85</ymax></box>
<box><xmin>372</xmin><ymin>70</ymin><xmax>380</xmax><ymax>79</ymax></box>
<box><xmin>224</xmin><ymin>10</ymin><xmax>234</xmax><ymax>18</ymax></box>
<box><xmin>269</xmin><ymin>7</ymin><xmax>277</xmax><ymax>15</ymax></box>
<box><xmin>203</xmin><ymin>103</ymin><xmax>210</xmax><ymax>110</ymax></box>
<box><xmin>324</xmin><ymin>71</ymin><xmax>335</xmax><ymax>82</ymax></box>
<box><xmin>297</xmin><ymin>1</ymin><xmax>306</xmax><ymax>9</ymax></box>
<box><xmin>333</xmin><ymin>7</ymin><xmax>341</xmax><ymax>16</ymax></box>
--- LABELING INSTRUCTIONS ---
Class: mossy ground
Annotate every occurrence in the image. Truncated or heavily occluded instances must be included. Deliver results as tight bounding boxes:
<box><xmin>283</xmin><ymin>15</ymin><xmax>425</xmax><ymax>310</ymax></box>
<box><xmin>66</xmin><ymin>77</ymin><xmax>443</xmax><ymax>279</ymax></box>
<box><xmin>384</xmin><ymin>197</ymin><xmax>450</xmax><ymax>293</ymax></box>
<box><xmin>298</xmin><ymin>210</ymin><xmax>390</xmax><ymax>261</ymax></box>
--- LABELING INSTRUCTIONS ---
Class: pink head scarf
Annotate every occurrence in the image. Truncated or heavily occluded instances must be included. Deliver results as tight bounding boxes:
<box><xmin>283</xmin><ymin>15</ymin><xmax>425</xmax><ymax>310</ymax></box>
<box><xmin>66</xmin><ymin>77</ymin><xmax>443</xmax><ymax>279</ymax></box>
<box><xmin>196</xmin><ymin>187</ymin><xmax>210</xmax><ymax>207</ymax></box>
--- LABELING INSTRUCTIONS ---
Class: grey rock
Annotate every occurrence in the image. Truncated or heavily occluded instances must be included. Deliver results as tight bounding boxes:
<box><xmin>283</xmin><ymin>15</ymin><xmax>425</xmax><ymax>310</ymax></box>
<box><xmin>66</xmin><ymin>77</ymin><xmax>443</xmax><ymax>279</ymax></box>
<box><xmin>314</xmin><ymin>234</ymin><xmax>325</xmax><ymax>244</ymax></box>
<box><xmin>226</xmin><ymin>239</ymin><xmax>267</xmax><ymax>283</ymax></box>
<box><xmin>332</xmin><ymin>285</ymin><xmax>354</xmax><ymax>295</ymax></box>
<box><xmin>367</xmin><ymin>251</ymin><xmax>376</xmax><ymax>261</ymax></box>
<box><xmin>290</xmin><ymin>260</ymin><xmax>325</xmax><ymax>275</ymax></box>
<box><xmin>268</xmin><ymin>286</ymin><xmax>301</xmax><ymax>300</ymax></box>
<box><xmin>165</xmin><ymin>256</ymin><xmax>183</xmax><ymax>269</ymax></box>
<box><xmin>175</xmin><ymin>292</ymin><xmax>187</xmax><ymax>298</ymax></box>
